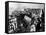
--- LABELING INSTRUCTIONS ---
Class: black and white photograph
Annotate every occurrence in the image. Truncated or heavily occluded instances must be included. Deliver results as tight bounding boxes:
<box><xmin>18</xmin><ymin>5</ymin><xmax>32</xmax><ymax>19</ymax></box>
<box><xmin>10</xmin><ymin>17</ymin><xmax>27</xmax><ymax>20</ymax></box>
<box><xmin>5</xmin><ymin>1</ymin><xmax>45</xmax><ymax>34</ymax></box>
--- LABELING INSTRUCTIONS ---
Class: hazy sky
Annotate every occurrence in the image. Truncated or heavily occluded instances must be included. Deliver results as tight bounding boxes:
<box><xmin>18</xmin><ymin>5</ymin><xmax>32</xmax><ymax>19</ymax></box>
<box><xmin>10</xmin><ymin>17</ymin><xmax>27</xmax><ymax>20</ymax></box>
<box><xmin>9</xmin><ymin>2</ymin><xmax>44</xmax><ymax>15</ymax></box>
